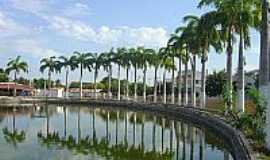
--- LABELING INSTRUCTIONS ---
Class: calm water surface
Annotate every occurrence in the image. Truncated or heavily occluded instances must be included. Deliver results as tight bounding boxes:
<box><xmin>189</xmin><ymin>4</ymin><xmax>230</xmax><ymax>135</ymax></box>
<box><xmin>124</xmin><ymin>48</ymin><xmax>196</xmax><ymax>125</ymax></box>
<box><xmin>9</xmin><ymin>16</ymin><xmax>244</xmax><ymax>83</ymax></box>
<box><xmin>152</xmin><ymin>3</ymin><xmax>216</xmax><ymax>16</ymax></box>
<box><xmin>0</xmin><ymin>105</ymin><xmax>233</xmax><ymax>160</ymax></box>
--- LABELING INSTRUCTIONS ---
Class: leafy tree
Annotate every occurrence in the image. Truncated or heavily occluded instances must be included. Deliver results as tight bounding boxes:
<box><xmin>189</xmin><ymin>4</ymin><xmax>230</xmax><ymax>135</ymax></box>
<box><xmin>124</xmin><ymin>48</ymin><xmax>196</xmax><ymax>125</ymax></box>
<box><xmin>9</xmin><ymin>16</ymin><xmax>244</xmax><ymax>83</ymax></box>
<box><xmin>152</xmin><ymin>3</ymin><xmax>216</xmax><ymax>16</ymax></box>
<box><xmin>0</xmin><ymin>68</ymin><xmax>9</xmax><ymax>82</ymax></box>
<box><xmin>141</xmin><ymin>48</ymin><xmax>154</xmax><ymax>102</ymax></box>
<box><xmin>130</xmin><ymin>47</ymin><xmax>143</xmax><ymax>101</ymax></box>
<box><xmin>148</xmin><ymin>50</ymin><xmax>162</xmax><ymax>103</ymax></box>
<box><xmin>58</xmin><ymin>56</ymin><xmax>78</xmax><ymax>98</ymax></box>
<box><xmin>89</xmin><ymin>52</ymin><xmax>106</xmax><ymax>99</ymax></box>
<box><xmin>206</xmin><ymin>70</ymin><xmax>226</xmax><ymax>97</ymax></box>
<box><xmin>40</xmin><ymin>56</ymin><xmax>60</xmax><ymax>90</ymax></box>
<box><xmin>16</xmin><ymin>77</ymin><xmax>29</xmax><ymax>85</ymax></box>
<box><xmin>122</xmin><ymin>49</ymin><xmax>132</xmax><ymax>100</ymax></box>
<box><xmin>71</xmin><ymin>52</ymin><xmax>92</xmax><ymax>99</ymax></box>
<box><xmin>112</xmin><ymin>48</ymin><xmax>126</xmax><ymax>100</ymax></box>
<box><xmin>102</xmin><ymin>49</ymin><xmax>114</xmax><ymax>99</ymax></box>
<box><xmin>6</xmin><ymin>56</ymin><xmax>28</xmax><ymax>96</ymax></box>
<box><xmin>33</xmin><ymin>78</ymin><xmax>48</xmax><ymax>89</ymax></box>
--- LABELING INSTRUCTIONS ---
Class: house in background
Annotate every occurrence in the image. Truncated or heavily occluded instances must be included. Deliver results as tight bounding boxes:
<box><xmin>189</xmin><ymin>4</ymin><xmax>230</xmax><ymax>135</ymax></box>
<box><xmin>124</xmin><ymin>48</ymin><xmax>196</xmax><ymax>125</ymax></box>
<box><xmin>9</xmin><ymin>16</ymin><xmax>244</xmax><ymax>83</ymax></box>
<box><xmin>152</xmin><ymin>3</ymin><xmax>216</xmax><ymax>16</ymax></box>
<box><xmin>0</xmin><ymin>82</ymin><xmax>33</xmax><ymax>96</ymax></box>
<box><xmin>157</xmin><ymin>70</ymin><xmax>203</xmax><ymax>97</ymax></box>
<box><xmin>233</xmin><ymin>69</ymin><xmax>259</xmax><ymax>89</ymax></box>
<box><xmin>35</xmin><ymin>88</ymin><xmax>64</xmax><ymax>98</ymax></box>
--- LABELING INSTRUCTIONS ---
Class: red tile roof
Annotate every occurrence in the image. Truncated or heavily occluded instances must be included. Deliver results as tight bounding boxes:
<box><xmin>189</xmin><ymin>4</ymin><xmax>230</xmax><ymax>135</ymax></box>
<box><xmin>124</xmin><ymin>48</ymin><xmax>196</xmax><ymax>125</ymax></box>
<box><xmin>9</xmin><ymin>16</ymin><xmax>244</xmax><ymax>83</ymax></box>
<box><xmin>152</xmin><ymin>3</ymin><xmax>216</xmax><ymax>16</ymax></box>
<box><xmin>0</xmin><ymin>82</ymin><xmax>32</xmax><ymax>91</ymax></box>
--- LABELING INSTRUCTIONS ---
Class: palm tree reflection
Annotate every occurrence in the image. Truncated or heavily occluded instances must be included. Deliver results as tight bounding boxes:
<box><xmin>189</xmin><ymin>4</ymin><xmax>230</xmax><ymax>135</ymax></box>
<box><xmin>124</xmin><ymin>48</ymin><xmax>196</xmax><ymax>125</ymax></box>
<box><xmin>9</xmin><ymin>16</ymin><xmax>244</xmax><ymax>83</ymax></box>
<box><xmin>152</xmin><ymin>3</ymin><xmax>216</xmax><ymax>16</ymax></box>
<box><xmin>37</xmin><ymin>131</ymin><xmax>173</xmax><ymax>160</ymax></box>
<box><xmin>2</xmin><ymin>127</ymin><xmax>25</xmax><ymax>148</ymax></box>
<box><xmin>2</xmin><ymin>107</ymin><xmax>26</xmax><ymax>148</ymax></box>
<box><xmin>34</xmin><ymin>107</ymin><xmax>232</xmax><ymax>160</ymax></box>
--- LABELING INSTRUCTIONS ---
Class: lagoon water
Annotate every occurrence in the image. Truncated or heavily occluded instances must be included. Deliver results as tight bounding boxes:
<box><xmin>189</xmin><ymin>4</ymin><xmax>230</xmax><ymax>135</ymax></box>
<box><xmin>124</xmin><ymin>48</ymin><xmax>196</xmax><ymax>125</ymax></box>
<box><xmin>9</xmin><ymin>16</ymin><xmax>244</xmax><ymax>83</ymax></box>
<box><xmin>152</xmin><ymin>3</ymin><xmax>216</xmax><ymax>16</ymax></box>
<box><xmin>0</xmin><ymin>105</ymin><xmax>233</xmax><ymax>160</ymax></box>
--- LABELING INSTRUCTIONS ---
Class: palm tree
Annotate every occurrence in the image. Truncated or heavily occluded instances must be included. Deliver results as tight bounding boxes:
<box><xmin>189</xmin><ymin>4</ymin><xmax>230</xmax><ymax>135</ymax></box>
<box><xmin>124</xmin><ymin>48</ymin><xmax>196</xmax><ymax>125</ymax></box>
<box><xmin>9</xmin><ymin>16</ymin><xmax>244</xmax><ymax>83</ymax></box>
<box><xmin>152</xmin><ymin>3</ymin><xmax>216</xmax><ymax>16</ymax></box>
<box><xmin>160</xmin><ymin>49</ymin><xmax>175</xmax><ymax>104</ymax></box>
<box><xmin>142</xmin><ymin>48</ymin><xmax>154</xmax><ymax>102</ymax></box>
<box><xmin>72</xmin><ymin>51</ymin><xmax>92</xmax><ymax>99</ymax></box>
<box><xmin>199</xmin><ymin>0</ymin><xmax>259</xmax><ymax>111</ymax></box>
<box><xmin>182</xmin><ymin>15</ymin><xmax>202</xmax><ymax>107</ymax></box>
<box><xmin>113</xmin><ymin>48</ymin><xmax>126</xmax><ymax>100</ymax></box>
<box><xmin>148</xmin><ymin>50</ymin><xmax>162</xmax><ymax>103</ymax></box>
<box><xmin>102</xmin><ymin>49</ymin><xmax>114</xmax><ymax>99</ymax></box>
<box><xmin>130</xmin><ymin>47</ymin><xmax>143</xmax><ymax>102</ymax></box>
<box><xmin>259</xmin><ymin>2</ymin><xmax>270</xmax><ymax>147</ymax></box>
<box><xmin>90</xmin><ymin>53</ymin><xmax>105</xmax><ymax>100</ymax></box>
<box><xmin>259</xmin><ymin>0</ymin><xmax>270</xmax><ymax>88</ymax></box>
<box><xmin>40</xmin><ymin>56</ymin><xmax>59</xmax><ymax>96</ymax></box>
<box><xmin>58</xmin><ymin>56</ymin><xmax>78</xmax><ymax>98</ymax></box>
<box><xmin>235</xmin><ymin>0</ymin><xmax>258</xmax><ymax>112</ymax></box>
<box><xmin>163</xmin><ymin>45</ymin><xmax>176</xmax><ymax>104</ymax></box>
<box><xmin>168</xmin><ymin>34</ymin><xmax>186</xmax><ymax>105</ymax></box>
<box><xmin>175</xmin><ymin>25</ymin><xmax>191</xmax><ymax>106</ymax></box>
<box><xmin>122</xmin><ymin>49</ymin><xmax>132</xmax><ymax>100</ymax></box>
<box><xmin>199</xmin><ymin>0</ymin><xmax>240</xmax><ymax>110</ymax></box>
<box><xmin>194</xmin><ymin>12</ymin><xmax>223</xmax><ymax>108</ymax></box>
<box><xmin>6</xmin><ymin>56</ymin><xmax>28</xmax><ymax>97</ymax></box>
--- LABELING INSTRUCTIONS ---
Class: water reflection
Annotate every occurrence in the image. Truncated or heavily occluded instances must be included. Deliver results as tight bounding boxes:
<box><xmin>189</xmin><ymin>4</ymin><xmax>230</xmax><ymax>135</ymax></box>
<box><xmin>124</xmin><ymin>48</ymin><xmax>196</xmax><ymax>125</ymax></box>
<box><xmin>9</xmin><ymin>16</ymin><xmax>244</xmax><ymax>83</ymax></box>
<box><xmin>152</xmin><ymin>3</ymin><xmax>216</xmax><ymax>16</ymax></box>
<box><xmin>1</xmin><ymin>107</ymin><xmax>26</xmax><ymax>148</ymax></box>
<box><xmin>0</xmin><ymin>105</ymin><xmax>234</xmax><ymax>160</ymax></box>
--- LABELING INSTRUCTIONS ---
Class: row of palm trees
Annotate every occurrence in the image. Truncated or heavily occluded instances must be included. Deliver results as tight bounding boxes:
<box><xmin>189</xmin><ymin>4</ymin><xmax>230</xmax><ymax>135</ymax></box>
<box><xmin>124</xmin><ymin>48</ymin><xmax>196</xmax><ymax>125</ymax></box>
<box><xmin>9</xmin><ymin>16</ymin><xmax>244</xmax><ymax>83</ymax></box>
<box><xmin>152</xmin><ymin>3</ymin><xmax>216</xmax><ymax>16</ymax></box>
<box><xmin>39</xmin><ymin>47</ymin><xmax>182</xmax><ymax>104</ymax></box>
<box><xmin>38</xmin><ymin>0</ymin><xmax>263</xmax><ymax>112</ymax></box>
<box><xmin>5</xmin><ymin>0</ymin><xmax>264</xmax><ymax>113</ymax></box>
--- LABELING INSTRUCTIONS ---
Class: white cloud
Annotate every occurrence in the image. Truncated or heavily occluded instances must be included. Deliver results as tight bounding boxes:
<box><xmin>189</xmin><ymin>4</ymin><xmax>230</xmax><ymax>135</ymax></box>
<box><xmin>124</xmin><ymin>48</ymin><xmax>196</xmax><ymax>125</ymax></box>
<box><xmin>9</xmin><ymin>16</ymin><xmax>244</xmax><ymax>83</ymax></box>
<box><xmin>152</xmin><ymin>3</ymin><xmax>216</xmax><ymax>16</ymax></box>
<box><xmin>0</xmin><ymin>11</ymin><xmax>28</xmax><ymax>37</ymax></box>
<box><xmin>6</xmin><ymin>0</ymin><xmax>168</xmax><ymax>48</ymax></box>
<box><xmin>0</xmin><ymin>39</ymin><xmax>61</xmax><ymax>58</ymax></box>
<box><xmin>8</xmin><ymin>0</ymin><xmax>46</xmax><ymax>15</ymax></box>
<box><xmin>48</xmin><ymin>16</ymin><xmax>168</xmax><ymax>48</ymax></box>
<box><xmin>63</xmin><ymin>3</ymin><xmax>90</xmax><ymax>17</ymax></box>
<box><xmin>14</xmin><ymin>39</ymin><xmax>61</xmax><ymax>57</ymax></box>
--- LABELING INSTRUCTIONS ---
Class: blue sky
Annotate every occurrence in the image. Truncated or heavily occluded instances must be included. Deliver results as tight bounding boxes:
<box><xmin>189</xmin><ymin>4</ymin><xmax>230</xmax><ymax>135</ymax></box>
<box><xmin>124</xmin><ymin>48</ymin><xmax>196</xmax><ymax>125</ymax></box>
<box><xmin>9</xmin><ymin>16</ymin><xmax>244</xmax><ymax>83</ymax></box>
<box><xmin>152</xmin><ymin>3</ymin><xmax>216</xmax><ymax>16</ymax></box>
<box><xmin>0</xmin><ymin>0</ymin><xmax>260</xmax><ymax>84</ymax></box>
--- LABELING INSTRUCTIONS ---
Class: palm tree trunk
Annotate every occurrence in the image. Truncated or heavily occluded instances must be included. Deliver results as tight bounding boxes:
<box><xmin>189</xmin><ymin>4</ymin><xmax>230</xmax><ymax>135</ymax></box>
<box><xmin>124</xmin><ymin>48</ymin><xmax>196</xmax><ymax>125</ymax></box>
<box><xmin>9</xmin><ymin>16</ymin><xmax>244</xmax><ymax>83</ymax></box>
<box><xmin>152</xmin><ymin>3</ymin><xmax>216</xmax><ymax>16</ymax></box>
<box><xmin>126</xmin><ymin>67</ymin><xmax>129</xmax><ymax>100</ymax></box>
<box><xmin>237</xmin><ymin>28</ymin><xmax>245</xmax><ymax>112</ymax></box>
<box><xmin>94</xmin><ymin>67</ymin><xmax>98</xmax><ymax>100</ymax></box>
<box><xmin>161</xmin><ymin>118</ymin><xmax>165</xmax><ymax>152</ymax></box>
<box><xmin>178</xmin><ymin>58</ymin><xmax>182</xmax><ymax>105</ymax></box>
<box><xmin>108</xmin><ymin>65</ymin><xmax>112</xmax><ymax>99</ymax></box>
<box><xmin>48</xmin><ymin>70</ymin><xmax>52</xmax><ymax>97</ymax></box>
<box><xmin>117</xmin><ymin>64</ymin><xmax>121</xmax><ymax>100</ymax></box>
<box><xmin>260</xmin><ymin>0</ymin><xmax>270</xmax><ymax>86</ymax></box>
<box><xmin>12</xmin><ymin>110</ymin><xmax>15</xmax><ymax>133</ymax></box>
<box><xmin>192</xmin><ymin>55</ymin><xmax>196</xmax><ymax>107</ymax></box>
<box><xmin>199</xmin><ymin>130</ymin><xmax>205</xmax><ymax>160</ymax></box>
<box><xmin>77</xmin><ymin>107</ymin><xmax>81</xmax><ymax>142</ymax></box>
<box><xmin>200</xmin><ymin>52</ymin><xmax>207</xmax><ymax>108</ymax></box>
<box><xmin>92</xmin><ymin>109</ymin><xmax>96</xmax><ymax>139</ymax></box>
<box><xmin>134</xmin><ymin>65</ymin><xmax>137</xmax><ymax>101</ymax></box>
<box><xmin>106</xmin><ymin>111</ymin><xmax>110</xmax><ymax>141</ymax></box>
<box><xmin>141</xmin><ymin>115</ymin><xmax>145</xmax><ymax>149</ymax></box>
<box><xmin>65</xmin><ymin>68</ymin><xmax>69</xmax><ymax>98</ymax></box>
<box><xmin>124</xmin><ymin>112</ymin><xmax>129</xmax><ymax>143</ymax></box>
<box><xmin>190</xmin><ymin>127</ymin><xmax>195</xmax><ymax>160</ymax></box>
<box><xmin>14</xmin><ymin>72</ymin><xmax>17</xmax><ymax>97</ymax></box>
<box><xmin>182</xmin><ymin>123</ymin><xmax>186</xmax><ymax>159</ymax></box>
<box><xmin>184</xmin><ymin>51</ymin><xmax>189</xmax><ymax>105</ymax></box>
<box><xmin>226</xmin><ymin>29</ymin><xmax>233</xmax><ymax>111</ymax></box>
<box><xmin>46</xmin><ymin>105</ymin><xmax>49</xmax><ymax>136</ymax></box>
<box><xmin>143</xmin><ymin>66</ymin><xmax>147</xmax><ymax>102</ymax></box>
<box><xmin>169</xmin><ymin>121</ymin><xmax>174</xmax><ymax>153</ymax></box>
<box><xmin>171</xmin><ymin>58</ymin><xmax>175</xmax><ymax>104</ymax></box>
<box><xmin>64</xmin><ymin>106</ymin><xmax>67</xmax><ymax>138</ymax></box>
<box><xmin>152</xmin><ymin>116</ymin><xmax>156</xmax><ymax>151</ymax></box>
<box><xmin>80</xmin><ymin>63</ymin><xmax>83</xmax><ymax>99</ymax></box>
<box><xmin>260</xmin><ymin>0</ymin><xmax>270</xmax><ymax>150</ymax></box>
<box><xmin>133</xmin><ymin>113</ymin><xmax>137</xmax><ymax>146</ymax></box>
<box><xmin>163</xmin><ymin>70</ymin><xmax>167</xmax><ymax>104</ymax></box>
<box><xmin>116</xmin><ymin>111</ymin><xmax>119</xmax><ymax>145</ymax></box>
<box><xmin>154</xmin><ymin>67</ymin><xmax>158</xmax><ymax>103</ymax></box>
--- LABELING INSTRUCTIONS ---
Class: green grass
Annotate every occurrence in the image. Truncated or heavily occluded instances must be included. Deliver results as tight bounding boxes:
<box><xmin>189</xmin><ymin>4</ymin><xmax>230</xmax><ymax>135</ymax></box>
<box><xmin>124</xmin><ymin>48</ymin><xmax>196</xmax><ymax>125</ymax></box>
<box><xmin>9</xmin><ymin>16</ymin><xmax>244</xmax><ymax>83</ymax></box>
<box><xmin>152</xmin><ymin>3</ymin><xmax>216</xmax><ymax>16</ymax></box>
<box><xmin>257</xmin><ymin>155</ymin><xmax>270</xmax><ymax>160</ymax></box>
